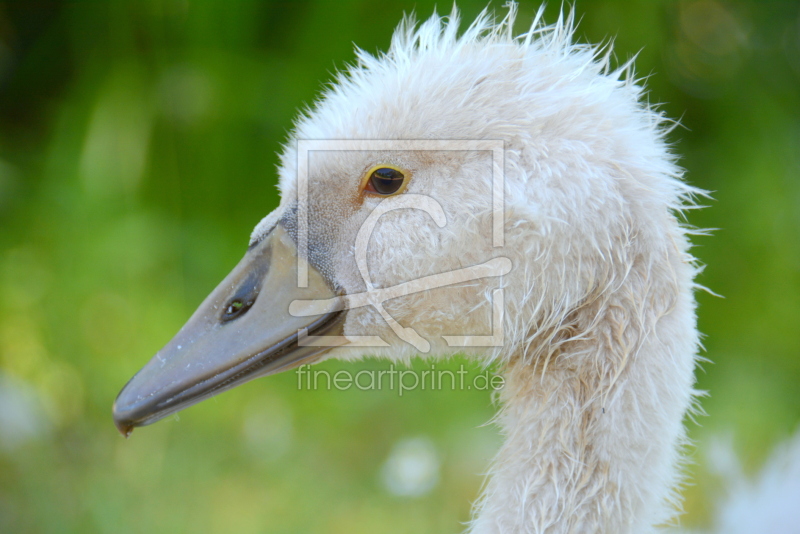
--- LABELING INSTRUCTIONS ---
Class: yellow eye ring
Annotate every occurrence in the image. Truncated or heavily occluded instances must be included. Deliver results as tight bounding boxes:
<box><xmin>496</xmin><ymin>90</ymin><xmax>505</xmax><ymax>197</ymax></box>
<box><xmin>360</xmin><ymin>164</ymin><xmax>410</xmax><ymax>197</ymax></box>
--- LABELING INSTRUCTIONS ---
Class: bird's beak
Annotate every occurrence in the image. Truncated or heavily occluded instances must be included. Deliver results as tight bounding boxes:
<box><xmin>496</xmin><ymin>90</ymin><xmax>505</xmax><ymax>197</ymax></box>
<box><xmin>112</xmin><ymin>224</ymin><xmax>345</xmax><ymax>436</ymax></box>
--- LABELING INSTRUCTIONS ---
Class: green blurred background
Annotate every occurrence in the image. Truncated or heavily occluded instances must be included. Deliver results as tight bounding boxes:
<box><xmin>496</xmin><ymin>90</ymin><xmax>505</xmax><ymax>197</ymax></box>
<box><xmin>0</xmin><ymin>1</ymin><xmax>798</xmax><ymax>532</ymax></box>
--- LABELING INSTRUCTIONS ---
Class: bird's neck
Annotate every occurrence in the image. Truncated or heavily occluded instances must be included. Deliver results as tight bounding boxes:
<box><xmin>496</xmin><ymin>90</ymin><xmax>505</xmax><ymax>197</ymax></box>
<box><xmin>469</xmin><ymin>260</ymin><xmax>698</xmax><ymax>533</ymax></box>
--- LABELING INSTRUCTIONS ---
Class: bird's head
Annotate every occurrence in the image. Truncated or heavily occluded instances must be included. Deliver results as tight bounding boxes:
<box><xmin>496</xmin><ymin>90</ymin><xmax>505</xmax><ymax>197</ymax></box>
<box><xmin>113</xmin><ymin>7</ymin><xmax>694</xmax><ymax>435</ymax></box>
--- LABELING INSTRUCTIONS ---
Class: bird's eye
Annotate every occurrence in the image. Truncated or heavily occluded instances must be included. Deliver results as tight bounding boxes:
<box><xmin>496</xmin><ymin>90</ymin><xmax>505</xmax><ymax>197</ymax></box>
<box><xmin>362</xmin><ymin>165</ymin><xmax>408</xmax><ymax>196</ymax></box>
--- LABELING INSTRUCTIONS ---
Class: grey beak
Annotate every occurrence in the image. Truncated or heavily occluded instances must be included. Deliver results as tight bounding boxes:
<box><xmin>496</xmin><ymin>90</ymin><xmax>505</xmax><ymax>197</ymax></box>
<box><xmin>113</xmin><ymin>224</ymin><xmax>345</xmax><ymax>436</ymax></box>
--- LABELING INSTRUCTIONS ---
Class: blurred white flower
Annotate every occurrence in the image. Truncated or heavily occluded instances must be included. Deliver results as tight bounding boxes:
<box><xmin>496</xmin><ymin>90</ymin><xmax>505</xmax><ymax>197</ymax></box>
<box><xmin>380</xmin><ymin>436</ymin><xmax>440</xmax><ymax>497</ymax></box>
<box><xmin>0</xmin><ymin>372</ymin><xmax>50</xmax><ymax>453</ymax></box>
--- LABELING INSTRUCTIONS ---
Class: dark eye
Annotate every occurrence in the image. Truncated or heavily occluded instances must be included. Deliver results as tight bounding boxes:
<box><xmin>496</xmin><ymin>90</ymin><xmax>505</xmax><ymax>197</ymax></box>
<box><xmin>364</xmin><ymin>166</ymin><xmax>407</xmax><ymax>196</ymax></box>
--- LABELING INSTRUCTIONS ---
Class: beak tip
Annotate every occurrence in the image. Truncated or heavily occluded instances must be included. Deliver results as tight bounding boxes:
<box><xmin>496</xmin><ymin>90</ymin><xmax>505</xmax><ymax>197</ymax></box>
<box><xmin>113</xmin><ymin>413</ymin><xmax>134</xmax><ymax>438</ymax></box>
<box><xmin>117</xmin><ymin>423</ymin><xmax>134</xmax><ymax>438</ymax></box>
<box><xmin>112</xmin><ymin>396</ymin><xmax>136</xmax><ymax>438</ymax></box>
